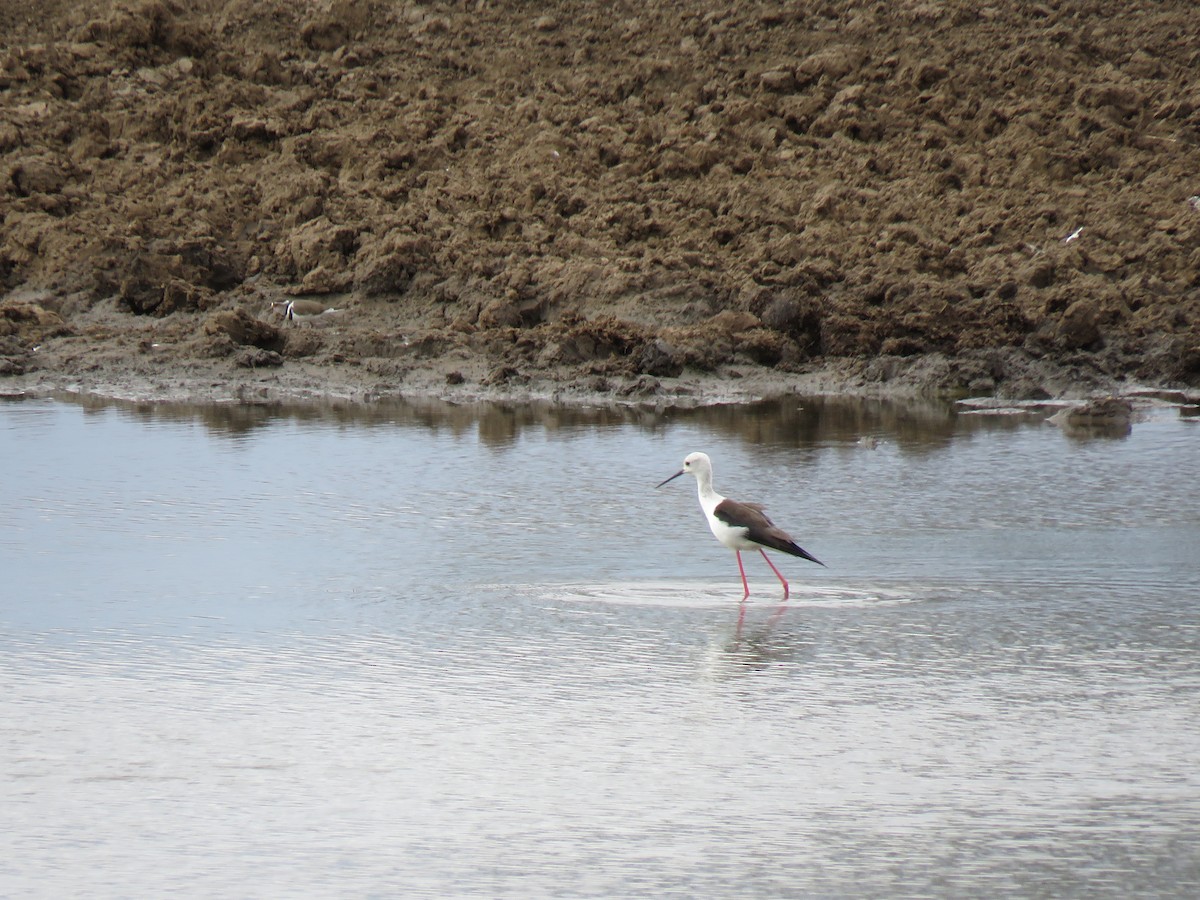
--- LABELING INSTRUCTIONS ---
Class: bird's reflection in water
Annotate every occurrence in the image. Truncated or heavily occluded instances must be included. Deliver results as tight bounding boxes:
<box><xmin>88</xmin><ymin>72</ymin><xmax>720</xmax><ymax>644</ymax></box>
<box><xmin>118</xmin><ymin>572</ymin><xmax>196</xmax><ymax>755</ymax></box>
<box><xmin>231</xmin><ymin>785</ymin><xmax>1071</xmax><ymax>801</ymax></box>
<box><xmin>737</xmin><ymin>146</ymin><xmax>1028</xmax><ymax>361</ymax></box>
<box><xmin>722</xmin><ymin>603</ymin><xmax>812</xmax><ymax>673</ymax></box>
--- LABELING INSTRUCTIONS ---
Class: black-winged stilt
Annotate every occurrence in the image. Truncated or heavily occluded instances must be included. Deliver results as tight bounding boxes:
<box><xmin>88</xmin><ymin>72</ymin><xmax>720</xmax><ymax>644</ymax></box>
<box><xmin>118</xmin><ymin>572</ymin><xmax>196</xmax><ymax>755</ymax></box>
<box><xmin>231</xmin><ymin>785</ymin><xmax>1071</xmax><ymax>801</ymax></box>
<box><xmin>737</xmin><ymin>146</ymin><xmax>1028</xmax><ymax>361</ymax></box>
<box><xmin>656</xmin><ymin>451</ymin><xmax>825</xmax><ymax>600</ymax></box>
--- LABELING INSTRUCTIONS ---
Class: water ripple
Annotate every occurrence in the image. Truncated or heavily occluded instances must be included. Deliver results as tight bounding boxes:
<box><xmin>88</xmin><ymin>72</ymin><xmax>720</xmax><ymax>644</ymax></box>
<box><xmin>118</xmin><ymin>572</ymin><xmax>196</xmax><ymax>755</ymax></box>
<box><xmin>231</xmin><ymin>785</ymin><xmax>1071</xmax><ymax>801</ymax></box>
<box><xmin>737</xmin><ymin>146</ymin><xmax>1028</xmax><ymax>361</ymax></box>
<box><xmin>538</xmin><ymin>579</ymin><xmax>931</xmax><ymax>608</ymax></box>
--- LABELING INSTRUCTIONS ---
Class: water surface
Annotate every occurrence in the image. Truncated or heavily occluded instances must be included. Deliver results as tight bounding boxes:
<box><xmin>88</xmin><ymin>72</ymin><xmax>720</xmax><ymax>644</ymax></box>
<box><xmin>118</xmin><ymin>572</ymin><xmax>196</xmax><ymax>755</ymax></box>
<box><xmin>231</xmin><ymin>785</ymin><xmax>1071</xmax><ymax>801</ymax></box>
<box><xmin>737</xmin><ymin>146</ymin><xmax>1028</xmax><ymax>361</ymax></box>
<box><xmin>2</xmin><ymin>394</ymin><xmax>1198</xmax><ymax>897</ymax></box>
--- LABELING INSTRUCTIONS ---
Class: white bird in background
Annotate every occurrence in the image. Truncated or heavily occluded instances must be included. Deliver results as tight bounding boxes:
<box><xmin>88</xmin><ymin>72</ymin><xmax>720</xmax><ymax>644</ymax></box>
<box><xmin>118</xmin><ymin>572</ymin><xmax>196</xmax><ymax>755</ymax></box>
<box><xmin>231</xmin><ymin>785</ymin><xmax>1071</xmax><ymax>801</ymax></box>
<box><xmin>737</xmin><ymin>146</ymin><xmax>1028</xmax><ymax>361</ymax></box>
<box><xmin>270</xmin><ymin>299</ymin><xmax>339</xmax><ymax>322</ymax></box>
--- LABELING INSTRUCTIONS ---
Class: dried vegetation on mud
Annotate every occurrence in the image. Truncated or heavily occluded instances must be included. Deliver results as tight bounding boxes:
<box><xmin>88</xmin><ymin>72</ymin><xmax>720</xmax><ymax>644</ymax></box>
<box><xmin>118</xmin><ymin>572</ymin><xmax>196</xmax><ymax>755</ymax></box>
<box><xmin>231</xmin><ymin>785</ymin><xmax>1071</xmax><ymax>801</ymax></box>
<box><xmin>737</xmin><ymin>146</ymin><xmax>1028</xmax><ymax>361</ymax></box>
<box><xmin>2</xmin><ymin>0</ymin><xmax>1199</xmax><ymax>403</ymax></box>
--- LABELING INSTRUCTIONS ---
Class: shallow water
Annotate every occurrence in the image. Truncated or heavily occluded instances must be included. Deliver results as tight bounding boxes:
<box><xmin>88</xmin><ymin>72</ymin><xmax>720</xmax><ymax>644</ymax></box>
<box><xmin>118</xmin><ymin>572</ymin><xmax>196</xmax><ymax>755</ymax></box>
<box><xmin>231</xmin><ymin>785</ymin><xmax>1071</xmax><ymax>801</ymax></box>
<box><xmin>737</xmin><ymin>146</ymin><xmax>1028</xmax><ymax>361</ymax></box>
<box><xmin>2</xmin><ymin>394</ymin><xmax>1198</xmax><ymax>897</ymax></box>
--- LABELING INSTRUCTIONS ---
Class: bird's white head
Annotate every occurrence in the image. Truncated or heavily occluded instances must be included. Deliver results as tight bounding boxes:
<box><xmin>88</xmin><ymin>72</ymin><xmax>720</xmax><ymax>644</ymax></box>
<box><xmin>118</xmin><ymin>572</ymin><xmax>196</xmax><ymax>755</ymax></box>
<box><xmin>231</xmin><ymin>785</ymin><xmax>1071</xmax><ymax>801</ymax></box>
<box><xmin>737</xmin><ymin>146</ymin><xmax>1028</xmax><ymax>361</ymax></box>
<box><xmin>682</xmin><ymin>451</ymin><xmax>712</xmax><ymax>478</ymax></box>
<box><xmin>655</xmin><ymin>451</ymin><xmax>713</xmax><ymax>488</ymax></box>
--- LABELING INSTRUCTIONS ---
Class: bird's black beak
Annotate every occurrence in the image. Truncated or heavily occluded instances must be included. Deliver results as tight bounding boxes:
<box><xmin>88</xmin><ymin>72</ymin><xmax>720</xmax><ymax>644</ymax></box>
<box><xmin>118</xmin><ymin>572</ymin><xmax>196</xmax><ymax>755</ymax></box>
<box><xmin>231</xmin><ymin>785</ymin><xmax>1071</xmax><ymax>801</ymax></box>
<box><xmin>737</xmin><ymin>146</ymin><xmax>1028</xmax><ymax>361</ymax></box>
<box><xmin>655</xmin><ymin>469</ymin><xmax>684</xmax><ymax>489</ymax></box>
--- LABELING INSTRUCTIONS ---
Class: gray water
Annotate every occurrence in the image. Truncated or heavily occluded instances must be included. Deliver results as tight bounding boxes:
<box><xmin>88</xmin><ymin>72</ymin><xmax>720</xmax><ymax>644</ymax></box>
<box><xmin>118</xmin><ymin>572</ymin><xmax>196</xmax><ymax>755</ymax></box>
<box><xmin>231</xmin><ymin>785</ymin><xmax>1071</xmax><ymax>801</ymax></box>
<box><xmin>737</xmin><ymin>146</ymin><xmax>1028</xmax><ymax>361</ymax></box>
<box><xmin>2</xmin><ymin>393</ymin><xmax>1198</xmax><ymax>898</ymax></box>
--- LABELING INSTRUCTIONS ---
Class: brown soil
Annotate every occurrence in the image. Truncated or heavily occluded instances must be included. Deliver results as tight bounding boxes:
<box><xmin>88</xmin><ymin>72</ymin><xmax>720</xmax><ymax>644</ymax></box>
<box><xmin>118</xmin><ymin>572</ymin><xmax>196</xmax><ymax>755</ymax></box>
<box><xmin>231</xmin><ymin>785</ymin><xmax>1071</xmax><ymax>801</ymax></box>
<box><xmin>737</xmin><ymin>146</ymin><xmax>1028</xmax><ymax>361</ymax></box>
<box><xmin>3</xmin><ymin>0</ymin><xmax>1199</xmax><ymax>405</ymax></box>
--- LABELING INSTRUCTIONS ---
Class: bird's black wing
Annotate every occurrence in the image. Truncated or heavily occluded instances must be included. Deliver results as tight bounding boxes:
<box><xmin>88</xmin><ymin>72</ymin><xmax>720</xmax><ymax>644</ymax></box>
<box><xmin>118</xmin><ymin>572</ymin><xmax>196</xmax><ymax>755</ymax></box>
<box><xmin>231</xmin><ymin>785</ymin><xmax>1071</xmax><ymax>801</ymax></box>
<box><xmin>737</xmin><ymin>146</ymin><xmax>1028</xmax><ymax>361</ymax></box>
<box><xmin>715</xmin><ymin>498</ymin><xmax>825</xmax><ymax>566</ymax></box>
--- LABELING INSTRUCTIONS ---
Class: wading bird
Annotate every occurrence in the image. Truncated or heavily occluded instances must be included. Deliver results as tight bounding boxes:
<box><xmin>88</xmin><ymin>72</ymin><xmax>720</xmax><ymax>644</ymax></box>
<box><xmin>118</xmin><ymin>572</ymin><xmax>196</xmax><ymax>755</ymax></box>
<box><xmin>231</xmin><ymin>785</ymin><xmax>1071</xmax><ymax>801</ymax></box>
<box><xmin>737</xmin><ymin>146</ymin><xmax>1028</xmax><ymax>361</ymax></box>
<box><xmin>656</xmin><ymin>451</ymin><xmax>824</xmax><ymax>600</ymax></box>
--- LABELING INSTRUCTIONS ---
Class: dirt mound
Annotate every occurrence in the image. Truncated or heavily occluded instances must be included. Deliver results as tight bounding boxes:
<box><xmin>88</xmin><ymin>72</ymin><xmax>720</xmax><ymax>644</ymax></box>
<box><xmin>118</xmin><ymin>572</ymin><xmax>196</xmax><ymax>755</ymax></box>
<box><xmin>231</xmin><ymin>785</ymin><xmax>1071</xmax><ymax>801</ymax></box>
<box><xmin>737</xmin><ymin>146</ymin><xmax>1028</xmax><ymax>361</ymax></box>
<box><xmin>2</xmin><ymin>0</ymin><xmax>1199</xmax><ymax>400</ymax></box>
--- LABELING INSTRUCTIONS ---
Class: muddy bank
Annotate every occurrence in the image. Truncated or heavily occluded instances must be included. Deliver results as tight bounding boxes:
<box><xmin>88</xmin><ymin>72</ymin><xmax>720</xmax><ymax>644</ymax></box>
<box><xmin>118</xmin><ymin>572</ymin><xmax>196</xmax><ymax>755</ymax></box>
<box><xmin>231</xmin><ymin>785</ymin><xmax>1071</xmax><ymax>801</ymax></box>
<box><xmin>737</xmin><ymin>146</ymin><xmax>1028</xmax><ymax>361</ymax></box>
<box><xmin>2</xmin><ymin>0</ymin><xmax>1199</xmax><ymax>405</ymax></box>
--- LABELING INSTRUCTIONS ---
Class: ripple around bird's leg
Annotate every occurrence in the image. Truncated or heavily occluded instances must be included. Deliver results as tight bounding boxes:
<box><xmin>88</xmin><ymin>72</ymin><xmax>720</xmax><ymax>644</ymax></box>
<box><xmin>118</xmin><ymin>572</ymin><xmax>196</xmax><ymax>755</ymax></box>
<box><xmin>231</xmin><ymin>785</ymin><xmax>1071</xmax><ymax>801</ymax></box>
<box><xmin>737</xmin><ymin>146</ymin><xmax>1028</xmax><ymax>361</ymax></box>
<box><xmin>530</xmin><ymin>581</ymin><xmax>933</xmax><ymax>609</ymax></box>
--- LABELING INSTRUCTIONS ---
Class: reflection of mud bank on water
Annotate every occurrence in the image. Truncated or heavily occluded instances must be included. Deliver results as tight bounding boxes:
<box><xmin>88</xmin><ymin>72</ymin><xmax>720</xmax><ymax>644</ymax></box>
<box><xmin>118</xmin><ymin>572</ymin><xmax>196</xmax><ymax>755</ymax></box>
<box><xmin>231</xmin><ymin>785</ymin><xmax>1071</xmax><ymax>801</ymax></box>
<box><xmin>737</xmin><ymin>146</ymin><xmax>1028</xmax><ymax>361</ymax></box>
<box><xmin>20</xmin><ymin>386</ymin><xmax>1196</xmax><ymax>451</ymax></box>
<box><xmin>2</xmin><ymin>1</ymin><xmax>1199</xmax><ymax>402</ymax></box>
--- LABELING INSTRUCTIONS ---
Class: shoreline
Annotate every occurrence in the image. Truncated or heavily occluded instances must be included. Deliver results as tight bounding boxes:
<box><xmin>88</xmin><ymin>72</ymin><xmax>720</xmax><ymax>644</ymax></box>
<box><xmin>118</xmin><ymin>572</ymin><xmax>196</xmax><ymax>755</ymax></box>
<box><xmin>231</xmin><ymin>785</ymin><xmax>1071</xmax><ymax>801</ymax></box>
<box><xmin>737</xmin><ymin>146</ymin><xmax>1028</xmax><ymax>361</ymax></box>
<box><xmin>4</xmin><ymin>346</ymin><xmax>1196</xmax><ymax>411</ymax></box>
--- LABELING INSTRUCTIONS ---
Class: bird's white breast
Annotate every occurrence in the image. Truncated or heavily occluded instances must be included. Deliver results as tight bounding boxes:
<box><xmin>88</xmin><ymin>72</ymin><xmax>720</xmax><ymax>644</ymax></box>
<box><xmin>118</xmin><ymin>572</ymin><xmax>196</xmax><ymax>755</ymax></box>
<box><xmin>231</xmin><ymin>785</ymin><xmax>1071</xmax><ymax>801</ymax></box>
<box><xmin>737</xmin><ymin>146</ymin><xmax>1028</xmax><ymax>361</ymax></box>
<box><xmin>699</xmin><ymin>492</ymin><xmax>753</xmax><ymax>550</ymax></box>
<box><xmin>707</xmin><ymin>514</ymin><xmax>754</xmax><ymax>550</ymax></box>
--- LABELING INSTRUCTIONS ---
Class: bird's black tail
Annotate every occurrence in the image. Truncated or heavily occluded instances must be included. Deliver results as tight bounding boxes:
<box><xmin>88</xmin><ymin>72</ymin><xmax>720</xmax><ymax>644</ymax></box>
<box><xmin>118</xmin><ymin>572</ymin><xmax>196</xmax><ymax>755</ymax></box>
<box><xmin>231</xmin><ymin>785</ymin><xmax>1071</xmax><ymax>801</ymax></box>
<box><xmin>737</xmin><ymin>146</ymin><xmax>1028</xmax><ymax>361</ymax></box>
<box><xmin>783</xmin><ymin>541</ymin><xmax>826</xmax><ymax>567</ymax></box>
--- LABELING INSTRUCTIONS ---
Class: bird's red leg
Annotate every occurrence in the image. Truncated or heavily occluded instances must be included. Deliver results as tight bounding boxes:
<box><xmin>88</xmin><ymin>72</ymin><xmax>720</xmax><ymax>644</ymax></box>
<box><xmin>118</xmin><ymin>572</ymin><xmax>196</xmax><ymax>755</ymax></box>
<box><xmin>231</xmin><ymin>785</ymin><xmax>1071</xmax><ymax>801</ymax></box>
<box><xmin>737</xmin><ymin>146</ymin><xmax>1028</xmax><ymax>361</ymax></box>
<box><xmin>760</xmin><ymin>550</ymin><xmax>790</xmax><ymax>600</ymax></box>
<box><xmin>735</xmin><ymin>551</ymin><xmax>750</xmax><ymax>601</ymax></box>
